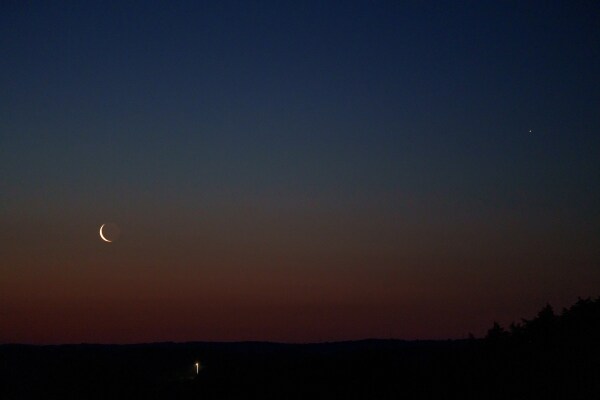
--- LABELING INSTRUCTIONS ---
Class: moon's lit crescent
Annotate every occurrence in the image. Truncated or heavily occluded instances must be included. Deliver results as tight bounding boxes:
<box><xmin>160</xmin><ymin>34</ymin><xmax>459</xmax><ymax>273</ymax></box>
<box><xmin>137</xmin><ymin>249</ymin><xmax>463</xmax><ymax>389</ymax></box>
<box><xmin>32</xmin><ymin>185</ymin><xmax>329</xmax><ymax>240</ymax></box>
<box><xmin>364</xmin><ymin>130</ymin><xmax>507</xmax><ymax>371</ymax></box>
<box><xmin>99</xmin><ymin>224</ymin><xmax>112</xmax><ymax>243</ymax></box>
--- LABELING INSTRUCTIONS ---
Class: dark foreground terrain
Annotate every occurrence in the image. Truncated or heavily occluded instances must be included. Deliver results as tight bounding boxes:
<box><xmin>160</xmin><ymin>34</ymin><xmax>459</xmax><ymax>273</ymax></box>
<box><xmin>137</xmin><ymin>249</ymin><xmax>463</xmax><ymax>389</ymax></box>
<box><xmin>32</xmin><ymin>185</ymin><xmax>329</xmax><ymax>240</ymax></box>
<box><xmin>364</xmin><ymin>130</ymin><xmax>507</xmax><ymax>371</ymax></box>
<box><xmin>2</xmin><ymin>298</ymin><xmax>599</xmax><ymax>399</ymax></box>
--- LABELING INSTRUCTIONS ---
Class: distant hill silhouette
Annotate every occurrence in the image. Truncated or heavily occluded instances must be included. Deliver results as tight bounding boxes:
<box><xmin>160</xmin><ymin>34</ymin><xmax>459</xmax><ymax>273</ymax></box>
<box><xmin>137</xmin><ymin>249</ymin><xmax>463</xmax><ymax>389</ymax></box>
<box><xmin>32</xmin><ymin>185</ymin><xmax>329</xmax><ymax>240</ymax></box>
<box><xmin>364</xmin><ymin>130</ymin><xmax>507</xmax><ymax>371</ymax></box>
<box><xmin>1</xmin><ymin>297</ymin><xmax>599</xmax><ymax>399</ymax></box>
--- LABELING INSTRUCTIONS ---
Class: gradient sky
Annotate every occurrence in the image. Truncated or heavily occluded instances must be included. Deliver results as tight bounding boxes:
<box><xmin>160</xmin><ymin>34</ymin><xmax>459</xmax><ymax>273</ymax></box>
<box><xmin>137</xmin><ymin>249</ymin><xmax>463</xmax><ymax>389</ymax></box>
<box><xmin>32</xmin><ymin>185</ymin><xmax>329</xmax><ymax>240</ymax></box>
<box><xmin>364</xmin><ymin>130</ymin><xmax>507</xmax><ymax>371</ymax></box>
<box><xmin>1</xmin><ymin>1</ymin><xmax>599</xmax><ymax>344</ymax></box>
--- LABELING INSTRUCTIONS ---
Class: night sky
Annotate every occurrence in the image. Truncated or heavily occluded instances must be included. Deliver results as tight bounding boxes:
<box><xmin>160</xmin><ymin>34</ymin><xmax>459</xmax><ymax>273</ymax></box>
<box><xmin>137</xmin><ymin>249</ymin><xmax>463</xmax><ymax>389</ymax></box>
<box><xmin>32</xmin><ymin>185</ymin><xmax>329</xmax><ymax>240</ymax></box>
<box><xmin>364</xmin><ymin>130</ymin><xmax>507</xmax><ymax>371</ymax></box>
<box><xmin>2</xmin><ymin>1</ymin><xmax>599</xmax><ymax>344</ymax></box>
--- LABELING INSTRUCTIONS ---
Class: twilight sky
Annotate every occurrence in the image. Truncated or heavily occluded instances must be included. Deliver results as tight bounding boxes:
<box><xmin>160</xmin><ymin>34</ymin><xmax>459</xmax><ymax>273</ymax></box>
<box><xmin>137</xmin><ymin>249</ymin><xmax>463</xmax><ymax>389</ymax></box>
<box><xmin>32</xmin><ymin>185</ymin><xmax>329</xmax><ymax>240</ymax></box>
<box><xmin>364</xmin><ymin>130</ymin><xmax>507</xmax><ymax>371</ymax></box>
<box><xmin>1</xmin><ymin>1</ymin><xmax>599</xmax><ymax>344</ymax></box>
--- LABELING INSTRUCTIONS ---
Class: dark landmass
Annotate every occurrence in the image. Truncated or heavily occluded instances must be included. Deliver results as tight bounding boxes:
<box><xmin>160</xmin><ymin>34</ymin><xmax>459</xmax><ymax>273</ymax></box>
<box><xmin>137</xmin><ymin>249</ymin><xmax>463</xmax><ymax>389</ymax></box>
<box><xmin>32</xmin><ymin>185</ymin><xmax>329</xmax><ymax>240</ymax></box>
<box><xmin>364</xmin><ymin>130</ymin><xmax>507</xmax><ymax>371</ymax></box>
<box><xmin>2</xmin><ymin>297</ymin><xmax>599</xmax><ymax>399</ymax></box>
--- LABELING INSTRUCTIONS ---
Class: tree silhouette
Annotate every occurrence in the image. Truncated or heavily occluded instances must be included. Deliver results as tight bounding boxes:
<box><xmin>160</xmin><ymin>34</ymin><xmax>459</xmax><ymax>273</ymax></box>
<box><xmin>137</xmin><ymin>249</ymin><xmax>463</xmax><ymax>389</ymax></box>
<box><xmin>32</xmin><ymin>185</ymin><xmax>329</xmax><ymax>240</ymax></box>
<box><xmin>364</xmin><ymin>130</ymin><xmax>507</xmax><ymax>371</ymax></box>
<box><xmin>485</xmin><ymin>298</ymin><xmax>600</xmax><ymax>347</ymax></box>
<box><xmin>485</xmin><ymin>321</ymin><xmax>509</xmax><ymax>342</ymax></box>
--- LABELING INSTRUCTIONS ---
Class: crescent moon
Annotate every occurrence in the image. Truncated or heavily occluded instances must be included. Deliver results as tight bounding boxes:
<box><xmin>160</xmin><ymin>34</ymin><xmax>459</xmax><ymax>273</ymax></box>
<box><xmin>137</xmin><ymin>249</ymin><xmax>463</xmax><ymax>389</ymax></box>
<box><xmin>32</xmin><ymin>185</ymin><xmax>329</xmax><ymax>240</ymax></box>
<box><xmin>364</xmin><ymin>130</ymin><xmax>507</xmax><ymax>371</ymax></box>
<box><xmin>99</xmin><ymin>224</ymin><xmax>112</xmax><ymax>243</ymax></box>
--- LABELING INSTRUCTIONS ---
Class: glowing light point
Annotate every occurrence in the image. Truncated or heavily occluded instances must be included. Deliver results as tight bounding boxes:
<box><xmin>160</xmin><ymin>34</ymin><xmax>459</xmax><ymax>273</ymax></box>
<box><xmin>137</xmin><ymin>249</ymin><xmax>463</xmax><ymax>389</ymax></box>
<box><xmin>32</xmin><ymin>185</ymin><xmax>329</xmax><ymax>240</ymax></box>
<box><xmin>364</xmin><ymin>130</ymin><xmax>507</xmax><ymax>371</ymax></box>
<box><xmin>195</xmin><ymin>362</ymin><xmax>199</xmax><ymax>375</ymax></box>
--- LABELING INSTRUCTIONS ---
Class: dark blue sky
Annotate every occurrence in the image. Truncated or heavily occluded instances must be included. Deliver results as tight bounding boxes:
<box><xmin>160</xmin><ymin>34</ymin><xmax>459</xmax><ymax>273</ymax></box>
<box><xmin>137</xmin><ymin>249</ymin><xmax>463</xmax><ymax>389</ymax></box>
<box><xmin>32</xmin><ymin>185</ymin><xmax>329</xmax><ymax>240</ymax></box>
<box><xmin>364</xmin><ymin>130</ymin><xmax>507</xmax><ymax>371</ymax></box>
<box><xmin>1</xmin><ymin>1</ymin><xmax>599</xmax><ymax>343</ymax></box>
